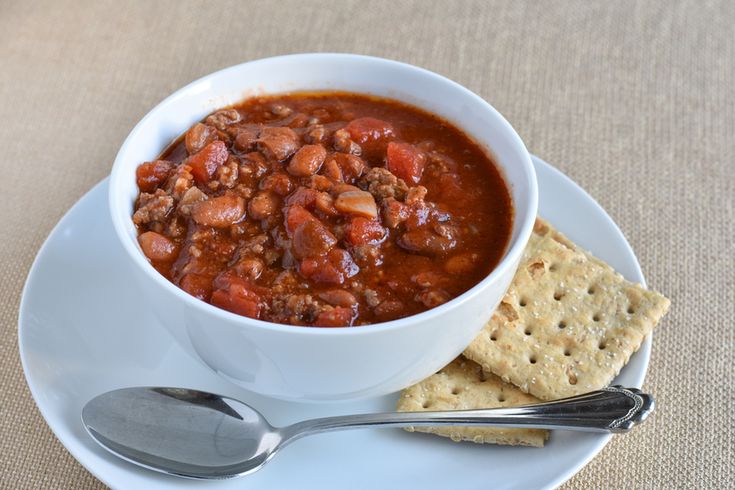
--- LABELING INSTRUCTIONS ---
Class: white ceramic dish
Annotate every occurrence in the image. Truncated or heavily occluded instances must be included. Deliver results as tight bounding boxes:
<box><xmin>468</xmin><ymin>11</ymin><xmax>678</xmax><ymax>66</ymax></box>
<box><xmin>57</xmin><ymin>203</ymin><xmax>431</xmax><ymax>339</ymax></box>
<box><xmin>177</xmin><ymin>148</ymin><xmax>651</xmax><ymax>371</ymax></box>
<box><xmin>19</xmin><ymin>156</ymin><xmax>651</xmax><ymax>489</ymax></box>
<box><xmin>108</xmin><ymin>54</ymin><xmax>538</xmax><ymax>401</ymax></box>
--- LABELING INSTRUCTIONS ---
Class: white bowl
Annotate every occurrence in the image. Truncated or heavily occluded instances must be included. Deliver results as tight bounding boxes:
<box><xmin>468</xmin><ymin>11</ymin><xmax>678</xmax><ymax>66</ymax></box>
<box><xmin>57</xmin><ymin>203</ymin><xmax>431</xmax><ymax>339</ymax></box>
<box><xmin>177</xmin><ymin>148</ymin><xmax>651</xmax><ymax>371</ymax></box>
<box><xmin>108</xmin><ymin>54</ymin><xmax>538</xmax><ymax>401</ymax></box>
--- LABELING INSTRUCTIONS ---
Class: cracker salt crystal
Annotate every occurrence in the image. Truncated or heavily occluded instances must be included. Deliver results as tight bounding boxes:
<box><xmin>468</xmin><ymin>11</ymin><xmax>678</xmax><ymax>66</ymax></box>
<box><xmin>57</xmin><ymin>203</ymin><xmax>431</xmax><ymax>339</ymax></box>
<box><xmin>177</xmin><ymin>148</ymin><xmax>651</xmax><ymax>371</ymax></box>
<box><xmin>396</xmin><ymin>357</ymin><xmax>549</xmax><ymax>447</ymax></box>
<box><xmin>463</xmin><ymin>218</ymin><xmax>671</xmax><ymax>401</ymax></box>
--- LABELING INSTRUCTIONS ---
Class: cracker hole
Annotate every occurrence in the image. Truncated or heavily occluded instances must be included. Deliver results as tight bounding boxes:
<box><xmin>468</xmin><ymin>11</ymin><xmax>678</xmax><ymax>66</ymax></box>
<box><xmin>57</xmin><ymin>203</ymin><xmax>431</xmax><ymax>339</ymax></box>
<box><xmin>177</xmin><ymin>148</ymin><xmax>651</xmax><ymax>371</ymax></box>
<box><xmin>599</xmin><ymin>342</ymin><xmax>606</xmax><ymax>350</ymax></box>
<box><xmin>593</xmin><ymin>314</ymin><xmax>600</xmax><ymax>322</ymax></box>
<box><xmin>549</xmin><ymin>263</ymin><xmax>558</xmax><ymax>272</ymax></box>
<box><xmin>524</xmin><ymin>327</ymin><xmax>532</xmax><ymax>336</ymax></box>
<box><xmin>627</xmin><ymin>307</ymin><xmax>635</xmax><ymax>314</ymax></box>
<box><xmin>553</xmin><ymin>291</ymin><xmax>563</xmax><ymax>301</ymax></box>
<box><xmin>451</xmin><ymin>387</ymin><xmax>460</xmax><ymax>395</ymax></box>
<box><xmin>519</xmin><ymin>298</ymin><xmax>527</xmax><ymax>307</ymax></box>
<box><xmin>529</xmin><ymin>355</ymin><xmax>537</xmax><ymax>364</ymax></box>
<box><xmin>564</xmin><ymin>349</ymin><xmax>571</xmax><ymax>357</ymax></box>
<box><xmin>490</xmin><ymin>331</ymin><xmax>498</xmax><ymax>341</ymax></box>
<box><xmin>497</xmin><ymin>395</ymin><xmax>506</xmax><ymax>403</ymax></box>
<box><xmin>422</xmin><ymin>401</ymin><xmax>432</xmax><ymax>409</ymax></box>
<box><xmin>587</xmin><ymin>286</ymin><xmax>596</xmax><ymax>295</ymax></box>
<box><xmin>558</xmin><ymin>321</ymin><xmax>567</xmax><ymax>329</ymax></box>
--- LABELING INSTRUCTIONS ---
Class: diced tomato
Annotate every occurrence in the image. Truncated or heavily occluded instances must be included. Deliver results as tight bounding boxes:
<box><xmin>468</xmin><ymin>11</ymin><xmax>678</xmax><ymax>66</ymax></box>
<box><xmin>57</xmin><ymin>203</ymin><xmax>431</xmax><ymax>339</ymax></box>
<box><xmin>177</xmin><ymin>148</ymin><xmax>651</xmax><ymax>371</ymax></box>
<box><xmin>386</xmin><ymin>142</ymin><xmax>426</xmax><ymax>184</ymax></box>
<box><xmin>284</xmin><ymin>204</ymin><xmax>318</xmax><ymax>235</ymax></box>
<box><xmin>346</xmin><ymin>217</ymin><xmax>385</xmax><ymax>246</ymax></box>
<box><xmin>136</xmin><ymin>160</ymin><xmax>174</xmax><ymax>192</ymax></box>
<box><xmin>285</xmin><ymin>187</ymin><xmax>319</xmax><ymax>208</ymax></box>
<box><xmin>211</xmin><ymin>282</ymin><xmax>262</xmax><ymax>319</ymax></box>
<box><xmin>315</xmin><ymin>306</ymin><xmax>354</xmax><ymax>327</ymax></box>
<box><xmin>298</xmin><ymin>248</ymin><xmax>359</xmax><ymax>284</ymax></box>
<box><xmin>179</xmin><ymin>273</ymin><xmax>213</xmax><ymax>301</ymax></box>
<box><xmin>187</xmin><ymin>140</ymin><xmax>229</xmax><ymax>184</ymax></box>
<box><xmin>291</xmin><ymin>220</ymin><xmax>337</xmax><ymax>259</ymax></box>
<box><xmin>345</xmin><ymin>117</ymin><xmax>395</xmax><ymax>144</ymax></box>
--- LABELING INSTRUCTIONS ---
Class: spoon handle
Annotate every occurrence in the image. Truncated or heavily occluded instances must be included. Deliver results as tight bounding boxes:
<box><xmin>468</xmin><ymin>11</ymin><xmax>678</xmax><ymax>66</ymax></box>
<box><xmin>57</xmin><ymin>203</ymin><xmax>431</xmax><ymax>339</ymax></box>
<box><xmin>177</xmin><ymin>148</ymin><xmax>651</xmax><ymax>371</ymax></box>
<box><xmin>282</xmin><ymin>386</ymin><xmax>653</xmax><ymax>441</ymax></box>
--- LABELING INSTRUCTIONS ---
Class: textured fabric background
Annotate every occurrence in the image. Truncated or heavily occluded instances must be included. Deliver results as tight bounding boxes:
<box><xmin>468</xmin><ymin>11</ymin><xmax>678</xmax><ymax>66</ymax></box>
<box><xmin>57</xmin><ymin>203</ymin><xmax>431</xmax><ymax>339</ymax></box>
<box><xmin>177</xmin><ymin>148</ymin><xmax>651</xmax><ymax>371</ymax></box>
<box><xmin>1</xmin><ymin>1</ymin><xmax>732</xmax><ymax>488</ymax></box>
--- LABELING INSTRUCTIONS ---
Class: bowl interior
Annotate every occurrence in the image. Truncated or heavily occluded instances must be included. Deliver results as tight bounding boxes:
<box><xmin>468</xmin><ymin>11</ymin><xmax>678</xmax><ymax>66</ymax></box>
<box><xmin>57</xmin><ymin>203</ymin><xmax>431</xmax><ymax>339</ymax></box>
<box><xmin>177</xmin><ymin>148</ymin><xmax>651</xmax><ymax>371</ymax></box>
<box><xmin>109</xmin><ymin>54</ymin><xmax>537</xmax><ymax>327</ymax></box>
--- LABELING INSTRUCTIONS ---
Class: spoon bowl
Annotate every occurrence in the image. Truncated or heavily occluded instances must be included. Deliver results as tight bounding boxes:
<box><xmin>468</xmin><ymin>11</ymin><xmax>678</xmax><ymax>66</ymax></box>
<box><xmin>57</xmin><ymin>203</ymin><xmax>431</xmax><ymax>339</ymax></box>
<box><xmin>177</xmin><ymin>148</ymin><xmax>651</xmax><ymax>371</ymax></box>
<box><xmin>82</xmin><ymin>388</ymin><xmax>281</xmax><ymax>478</ymax></box>
<box><xmin>82</xmin><ymin>386</ymin><xmax>653</xmax><ymax>480</ymax></box>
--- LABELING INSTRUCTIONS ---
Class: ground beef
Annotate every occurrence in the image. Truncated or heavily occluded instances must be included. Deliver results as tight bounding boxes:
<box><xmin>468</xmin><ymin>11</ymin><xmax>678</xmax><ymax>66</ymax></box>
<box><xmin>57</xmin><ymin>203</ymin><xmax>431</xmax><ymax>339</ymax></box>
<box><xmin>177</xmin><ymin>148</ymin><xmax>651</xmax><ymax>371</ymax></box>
<box><xmin>133</xmin><ymin>189</ymin><xmax>174</xmax><ymax>225</ymax></box>
<box><xmin>359</xmin><ymin>167</ymin><xmax>408</xmax><ymax>201</ymax></box>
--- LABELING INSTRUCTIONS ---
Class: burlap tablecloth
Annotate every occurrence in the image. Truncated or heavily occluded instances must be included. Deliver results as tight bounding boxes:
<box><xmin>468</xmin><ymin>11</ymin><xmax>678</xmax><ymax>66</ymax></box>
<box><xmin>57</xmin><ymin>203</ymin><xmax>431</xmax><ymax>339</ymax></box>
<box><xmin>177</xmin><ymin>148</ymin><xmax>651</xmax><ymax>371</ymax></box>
<box><xmin>1</xmin><ymin>1</ymin><xmax>732</xmax><ymax>488</ymax></box>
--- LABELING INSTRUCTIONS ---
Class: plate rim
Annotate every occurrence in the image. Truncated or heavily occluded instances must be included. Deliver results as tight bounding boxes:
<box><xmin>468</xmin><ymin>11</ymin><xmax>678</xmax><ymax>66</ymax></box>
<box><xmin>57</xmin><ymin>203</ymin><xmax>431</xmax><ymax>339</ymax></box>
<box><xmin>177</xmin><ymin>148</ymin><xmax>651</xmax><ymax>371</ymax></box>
<box><xmin>17</xmin><ymin>155</ymin><xmax>651</xmax><ymax>489</ymax></box>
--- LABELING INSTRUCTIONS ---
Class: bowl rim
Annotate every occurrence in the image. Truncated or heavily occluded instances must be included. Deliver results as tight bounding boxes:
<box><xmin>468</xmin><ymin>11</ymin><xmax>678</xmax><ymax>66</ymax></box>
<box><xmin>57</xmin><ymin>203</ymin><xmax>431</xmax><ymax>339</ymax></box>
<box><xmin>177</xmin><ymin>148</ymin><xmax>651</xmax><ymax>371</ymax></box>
<box><xmin>109</xmin><ymin>52</ymin><xmax>538</xmax><ymax>336</ymax></box>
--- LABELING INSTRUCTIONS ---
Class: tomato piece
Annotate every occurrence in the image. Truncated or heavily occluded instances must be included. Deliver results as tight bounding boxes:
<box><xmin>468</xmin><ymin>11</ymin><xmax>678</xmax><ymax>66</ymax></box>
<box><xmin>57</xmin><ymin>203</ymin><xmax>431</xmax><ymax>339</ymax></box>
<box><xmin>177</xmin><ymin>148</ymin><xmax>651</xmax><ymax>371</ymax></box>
<box><xmin>187</xmin><ymin>140</ymin><xmax>228</xmax><ymax>184</ymax></box>
<box><xmin>292</xmin><ymin>220</ymin><xmax>337</xmax><ymax>259</ymax></box>
<box><xmin>179</xmin><ymin>273</ymin><xmax>213</xmax><ymax>301</ymax></box>
<box><xmin>285</xmin><ymin>187</ymin><xmax>319</xmax><ymax>208</ymax></box>
<box><xmin>284</xmin><ymin>204</ymin><xmax>318</xmax><ymax>235</ymax></box>
<box><xmin>136</xmin><ymin>160</ymin><xmax>174</xmax><ymax>192</ymax></box>
<box><xmin>386</xmin><ymin>142</ymin><xmax>426</xmax><ymax>184</ymax></box>
<box><xmin>345</xmin><ymin>117</ymin><xmax>395</xmax><ymax>144</ymax></box>
<box><xmin>346</xmin><ymin>217</ymin><xmax>385</xmax><ymax>246</ymax></box>
<box><xmin>315</xmin><ymin>307</ymin><xmax>354</xmax><ymax>327</ymax></box>
<box><xmin>298</xmin><ymin>248</ymin><xmax>359</xmax><ymax>284</ymax></box>
<box><xmin>211</xmin><ymin>282</ymin><xmax>262</xmax><ymax>318</ymax></box>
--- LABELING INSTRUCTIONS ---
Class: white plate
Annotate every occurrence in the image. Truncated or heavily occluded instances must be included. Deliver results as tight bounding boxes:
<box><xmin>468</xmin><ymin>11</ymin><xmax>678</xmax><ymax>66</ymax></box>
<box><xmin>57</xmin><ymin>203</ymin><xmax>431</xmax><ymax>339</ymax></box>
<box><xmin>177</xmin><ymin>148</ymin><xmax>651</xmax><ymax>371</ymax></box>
<box><xmin>19</xmin><ymin>156</ymin><xmax>650</xmax><ymax>490</ymax></box>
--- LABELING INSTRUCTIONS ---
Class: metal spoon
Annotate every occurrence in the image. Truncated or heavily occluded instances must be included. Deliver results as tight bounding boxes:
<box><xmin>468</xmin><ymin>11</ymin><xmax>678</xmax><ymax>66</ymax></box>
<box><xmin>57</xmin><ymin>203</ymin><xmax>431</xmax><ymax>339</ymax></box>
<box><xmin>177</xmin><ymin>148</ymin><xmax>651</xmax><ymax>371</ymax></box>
<box><xmin>82</xmin><ymin>386</ymin><xmax>653</xmax><ymax>480</ymax></box>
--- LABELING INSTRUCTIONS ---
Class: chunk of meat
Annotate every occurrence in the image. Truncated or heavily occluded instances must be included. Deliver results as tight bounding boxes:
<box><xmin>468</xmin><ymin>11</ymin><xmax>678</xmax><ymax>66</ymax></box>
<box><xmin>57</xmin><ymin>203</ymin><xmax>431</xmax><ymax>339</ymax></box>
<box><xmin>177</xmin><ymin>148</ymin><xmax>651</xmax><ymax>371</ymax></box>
<box><xmin>257</xmin><ymin>126</ymin><xmax>300</xmax><ymax>161</ymax></box>
<box><xmin>185</xmin><ymin>123</ymin><xmax>217</xmax><ymax>155</ymax></box>
<box><xmin>345</xmin><ymin>117</ymin><xmax>395</xmax><ymax>144</ymax></box>
<box><xmin>287</xmin><ymin>144</ymin><xmax>327</xmax><ymax>176</ymax></box>
<box><xmin>397</xmin><ymin>228</ymin><xmax>457</xmax><ymax>255</ymax></box>
<box><xmin>315</xmin><ymin>306</ymin><xmax>354</xmax><ymax>327</ymax></box>
<box><xmin>248</xmin><ymin>191</ymin><xmax>280</xmax><ymax>220</ymax></box>
<box><xmin>191</xmin><ymin>195</ymin><xmax>245</xmax><ymax>227</ymax></box>
<box><xmin>359</xmin><ymin>167</ymin><xmax>408</xmax><ymax>201</ymax></box>
<box><xmin>334</xmin><ymin>190</ymin><xmax>378</xmax><ymax>219</ymax></box>
<box><xmin>136</xmin><ymin>160</ymin><xmax>174</xmax><ymax>192</ymax></box>
<box><xmin>291</xmin><ymin>220</ymin><xmax>337</xmax><ymax>259</ymax></box>
<box><xmin>138</xmin><ymin>231</ymin><xmax>177</xmax><ymax>262</ymax></box>
<box><xmin>133</xmin><ymin>189</ymin><xmax>174</xmax><ymax>225</ymax></box>
<box><xmin>298</xmin><ymin>248</ymin><xmax>359</xmax><ymax>284</ymax></box>
<box><xmin>188</xmin><ymin>140</ymin><xmax>229</xmax><ymax>184</ymax></box>
<box><xmin>386</xmin><ymin>142</ymin><xmax>426</xmax><ymax>184</ymax></box>
<box><xmin>346</xmin><ymin>217</ymin><xmax>386</xmax><ymax>246</ymax></box>
<box><xmin>205</xmin><ymin>109</ymin><xmax>241</xmax><ymax>130</ymax></box>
